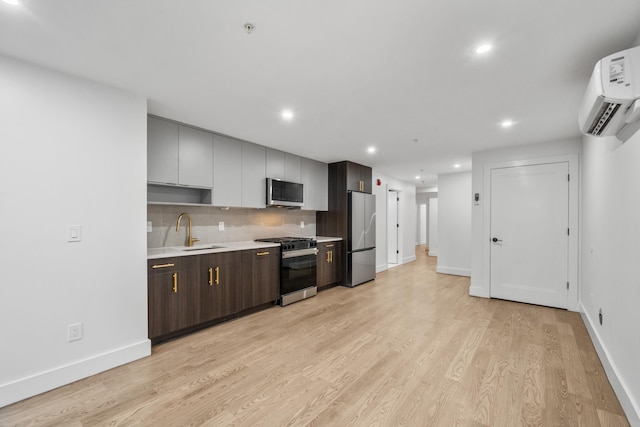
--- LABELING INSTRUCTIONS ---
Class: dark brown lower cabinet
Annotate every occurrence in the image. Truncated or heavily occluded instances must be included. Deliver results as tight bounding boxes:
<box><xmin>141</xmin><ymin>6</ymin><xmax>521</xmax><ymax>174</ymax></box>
<box><xmin>199</xmin><ymin>251</ymin><xmax>242</xmax><ymax>322</ymax></box>
<box><xmin>241</xmin><ymin>248</ymin><xmax>280</xmax><ymax>309</ymax></box>
<box><xmin>147</xmin><ymin>257</ymin><xmax>199</xmax><ymax>339</ymax></box>
<box><xmin>148</xmin><ymin>248</ymin><xmax>280</xmax><ymax>343</ymax></box>
<box><xmin>317</xmin><ymin>241</ymin><xmax>342</xmax><ymax>288</ymax></box>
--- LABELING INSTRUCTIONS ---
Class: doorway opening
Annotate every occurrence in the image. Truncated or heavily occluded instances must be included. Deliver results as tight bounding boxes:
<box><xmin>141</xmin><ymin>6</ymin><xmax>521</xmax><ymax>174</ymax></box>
<box><xmin>387</xmin><ymin>190</ymin><xmax>399</xmax><ymax>265</ymax></box>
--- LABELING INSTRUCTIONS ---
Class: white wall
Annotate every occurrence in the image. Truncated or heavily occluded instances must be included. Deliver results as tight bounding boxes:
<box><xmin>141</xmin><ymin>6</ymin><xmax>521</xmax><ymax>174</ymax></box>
<box><xmin>428</xmin><ymin>199</ymin><xmax>438</xmax><ymax>256</ymax></box>
<box><xmin>581</xmin><ymin>132</ymin><xmax>640</xmax><ymax>425</ymax></box>
<box><xmin>0</xmin><ymin>55</ymin><xmax>150</xmax><ymax>407</ymax></box>
<box><xmin>372</xmin><ymin>170</ymin><xmax>417</xmax><ymax>272</ymax></box>
<box><xmin>436</xmin><ymin>172</ymin><xmax>472</xmax><ymax>276</ymax></box>
<box><xmin>470</xmin><ymin>138</ymin><xmax>582</xmax><ymax>299</ymax></box>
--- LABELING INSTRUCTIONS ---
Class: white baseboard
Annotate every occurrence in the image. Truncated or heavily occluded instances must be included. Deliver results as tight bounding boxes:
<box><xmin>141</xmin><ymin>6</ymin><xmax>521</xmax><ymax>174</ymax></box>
<box><xmin>469</xmin><ymin>286</ymin><xmax>490</xmax><ymax>298</ymax></box>
<box><xmin>435</xmin><ymin>266</ymin><xmax>471</xmax><ymax>277</ymax></box>
<box><xmin>580</xmin><ymin>304</ymin><xmax>639</xmax><ymax>427</ymax></box>
<box><xmin>0</xmin><ymin>339</ymin><xmax>151</xmax><ymax>408</ymax></box>
<box><xmin>403</xmin><ymin>255</ymin><xmax>416</xmax><ymax>264</ymax></box>
<box><xmin>428</xmin><ymin>250</ymin><xmax>438</xmax><ymax>256</ymax></box>
<box><xmin>376</xmin><ymin>263</ymin><xmax>387</xmax><ymax>273</ymax></box>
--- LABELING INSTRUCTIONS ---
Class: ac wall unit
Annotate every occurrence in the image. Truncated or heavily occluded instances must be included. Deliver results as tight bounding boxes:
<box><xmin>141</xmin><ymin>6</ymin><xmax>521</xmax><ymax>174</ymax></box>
<box><xmin>578</xmin><ymin>46</ymin><xmax>640</xmax><ymax>141</ymax></box>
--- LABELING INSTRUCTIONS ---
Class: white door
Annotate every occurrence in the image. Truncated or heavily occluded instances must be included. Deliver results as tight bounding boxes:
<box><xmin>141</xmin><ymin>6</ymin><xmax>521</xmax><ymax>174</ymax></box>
<box><xmin>490</xmin><ymin>162</ymin><xmax>569</xmax><ymax>309</ymax></box>
<box><xmin>387</xmin><ymin>191</ymin><xmax>398</xmax><ymax>264</ymax></box>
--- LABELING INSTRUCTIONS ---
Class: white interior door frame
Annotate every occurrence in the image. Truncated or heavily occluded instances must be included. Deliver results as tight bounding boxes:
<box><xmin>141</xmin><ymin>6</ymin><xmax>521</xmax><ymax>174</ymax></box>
<box><xmin>483</xmin><ymin>154</ymin><xmax>579</xmax><ymax>311</ymax></box>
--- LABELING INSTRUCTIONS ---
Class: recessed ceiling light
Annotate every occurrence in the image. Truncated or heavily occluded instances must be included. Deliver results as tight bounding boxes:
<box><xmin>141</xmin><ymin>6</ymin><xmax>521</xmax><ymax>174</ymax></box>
<box><xmin>454</xmin><ymin>164</ymin><xmax>461</xmax><ymax>169</ymax></box>
<box><xmin>474</xmin><ymin>44</ymin><xmax>492</xmax><ymax>54</ymax></box>
<box><xmin>367</xmin><ymin>147</ymin><xmax>376</xmax><ymax>154</ymax></box>
<box><xmin>415</xmin><ymin>176</ymin><xmax>421</xmax><ymax>180</ymax></box>
<box><xmin>501</xmin><ymin>119</ymin><xmax>515</xmax><ymax>128</ymax></box>
<box><xmin>281</xmin><ymin>109</ymin><xmax>294</xmax><ymax>121</ymax></box>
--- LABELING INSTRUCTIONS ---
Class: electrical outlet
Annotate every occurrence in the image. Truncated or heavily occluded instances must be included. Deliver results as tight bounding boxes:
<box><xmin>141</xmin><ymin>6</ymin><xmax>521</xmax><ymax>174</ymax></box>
<box><xmin>218</xmin><ymin>221</ymin><xmax>224</xmax><ymax>231</ymax></box>
<box><xmin>147</xmin><ymin>221</ymin><xmax>152</xmax><ymax>232</ymax></box>
<box><xmin>68</xmin><ymin>323</ymin><xmax>83</xmax><ymax>342</ymax></box>
<box><xmin>300</xmin><ymin>221</ymin><xmax>304</xmax><ymax>229</ymax></box>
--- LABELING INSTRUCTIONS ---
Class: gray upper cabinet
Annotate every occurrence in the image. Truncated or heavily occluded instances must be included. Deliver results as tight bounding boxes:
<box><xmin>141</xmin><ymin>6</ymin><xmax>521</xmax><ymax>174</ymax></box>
<box><xmin>242</xmin><ymin>142</ymin><xmax>266</xmax><ymax>208</ymax></box>
<box><xmin>148</xmin><ymin>117</ymin><xmax>179</xmax><ymax>184</ymax></box>
<box><xmin>301</xmin><ymin>157</ymin><xmax>328</xmax><ymax>211</ymax></box>
<box><xmin>284</xmin><ymin>153</ymin><xmax>301</xmax><ymax>183</ymax></box>
<box><xmin>178</xmin><ymin>125</ymin><xmax>213</xmax><ymax>188</ymax></box>
<box><xmin>213</xmin><ymin>135</ymin><xmax>242</xmax><ymax>207</ymax></box>
<box><xmin>147</xmin><ymin>117</ymin><xmax>213</xmax><ymax>188</ymax></box>
<box><xmin>266</xmin><ymin>148</ymin><xmax>285</xmax><ymax>180</ymax></box>
<box><xmin>266</xmin><ymin>148</ymin><xmax>301</xmax><ymax>182</ymax></box>
<box><xmin>148</xmin><ymin>116</ymin><xmax>323</xmax><ymax>209</ymax></box>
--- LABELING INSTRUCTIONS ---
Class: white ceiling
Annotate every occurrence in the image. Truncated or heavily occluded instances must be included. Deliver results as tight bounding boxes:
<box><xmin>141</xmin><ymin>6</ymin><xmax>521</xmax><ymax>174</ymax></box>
<box><xmin>2</xmin><ymin>1</ymin><xmax>640</xmax><ymax>187</ymax></box>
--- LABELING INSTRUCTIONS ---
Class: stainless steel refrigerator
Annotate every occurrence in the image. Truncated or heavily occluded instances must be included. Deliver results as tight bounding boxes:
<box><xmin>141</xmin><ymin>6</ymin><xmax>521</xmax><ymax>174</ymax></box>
<box><xmin>347</xmin><ymin>191</ymin><xmax>376</xmax><ymax>287</ymax></box>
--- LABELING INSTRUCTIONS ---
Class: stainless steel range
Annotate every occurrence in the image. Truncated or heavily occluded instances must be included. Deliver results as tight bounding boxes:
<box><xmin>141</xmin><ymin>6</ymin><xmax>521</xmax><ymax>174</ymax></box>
<box><xmin>255</xmin><ymin>237</ymin><xmax>318</xmax><ymax>306</ymax></box>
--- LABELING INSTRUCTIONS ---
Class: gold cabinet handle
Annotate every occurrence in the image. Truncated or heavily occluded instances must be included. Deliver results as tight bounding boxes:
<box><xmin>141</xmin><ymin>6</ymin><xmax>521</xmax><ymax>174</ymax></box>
<box><xmin>326</xmin><ymin>244</ymin><xmax>334</xmax><ymax>248</ymax></box>
<box><xmin>215</xmin><ymin>266</ymin><xmax>220</xmax><ymax>285</ymax></box>
<box><xmin>208</xmin><ymin>267</ymin><xmax>213</xmax><ymax>286</ymax></box>
<box><xmin>152</xmin><ymin>263</ymin><xmax>175</xmax><ymax>269</ymax></box>
<box><xmin>326</xmin><ymin>251</ymin><xmax>331</xmax><ymax>263</ymax></box>
<box><xmin>329</xmin><ymin>250</ymin><xmax>333</xmax><ymax>263</ymax></box>
<box><xmin>172</xmin><ymin>273</ymin><xmax>178</xmax><ymax>293</ymax></box>
<box><xmin>256</xmin><ymin>251</ymin><xmax>270</xmax><ymax>256</ymax></box>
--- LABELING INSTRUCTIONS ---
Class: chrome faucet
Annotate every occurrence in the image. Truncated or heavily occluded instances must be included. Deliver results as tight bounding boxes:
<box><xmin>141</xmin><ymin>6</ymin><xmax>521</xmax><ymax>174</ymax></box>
<box><xmin>176</xmin><ymin>213</ymin><xmax>199</xmax><ymax>247</ymax></box>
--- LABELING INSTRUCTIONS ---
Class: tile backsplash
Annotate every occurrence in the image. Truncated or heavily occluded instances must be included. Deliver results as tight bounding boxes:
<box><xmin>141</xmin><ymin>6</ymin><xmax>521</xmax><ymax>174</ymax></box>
<box><xmin>147</xmin><ymin>205</ymin><xmax>317</xmax><ymax>248</ymax></box>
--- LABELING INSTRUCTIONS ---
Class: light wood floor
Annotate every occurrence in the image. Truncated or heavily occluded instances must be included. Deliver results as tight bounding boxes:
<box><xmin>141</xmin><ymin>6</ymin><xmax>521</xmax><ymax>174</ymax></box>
<box><xmin>1</xmin><ymin>247</ymin><xmax>629</xmax><ymax>426</ymax></box>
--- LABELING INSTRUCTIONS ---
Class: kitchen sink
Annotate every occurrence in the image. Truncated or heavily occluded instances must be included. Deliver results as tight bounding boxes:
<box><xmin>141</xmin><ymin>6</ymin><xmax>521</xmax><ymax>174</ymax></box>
<box><xmin>181</xmin><ymin>245</ymin><xmax>225</xmax><ymax>251</ymax></box>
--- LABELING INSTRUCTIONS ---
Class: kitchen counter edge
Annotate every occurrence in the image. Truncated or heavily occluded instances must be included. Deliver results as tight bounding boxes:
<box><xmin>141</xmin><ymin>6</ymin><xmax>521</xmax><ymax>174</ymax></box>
<box><xmin>315</xmin><ymin>236</ymin><xmax>342</xmax><ymax>243</ymax></box>
<box><xmin>148</xmin><ymin>236</ymin><xmax>342</xmax><ymax>259</ymax></box>
<box><xmin>147</xmin><ymin>241</ymin><xmax>280</xmax><ymax>259</ymax></box>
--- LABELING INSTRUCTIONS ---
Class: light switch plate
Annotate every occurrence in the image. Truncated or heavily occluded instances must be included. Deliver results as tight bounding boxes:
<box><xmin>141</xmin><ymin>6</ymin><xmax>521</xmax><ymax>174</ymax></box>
<box><xmin>67</xmin><ymin>225</ymin><xmax>82</xmax><ymax>242</ymax></box>
<box><xmin>218</xmin><ymin>221</ymin><xmax>224</xmax><ymax>231</ymax></box>
<box><xmin>147</xmin><ymin>221</ymin><xmax>152</xmax><ymax>232</ymax></box>
<box><xmin>300</xmin><ymin>221</ymin><xmax>305</xmax><ymax>228</ymax></box>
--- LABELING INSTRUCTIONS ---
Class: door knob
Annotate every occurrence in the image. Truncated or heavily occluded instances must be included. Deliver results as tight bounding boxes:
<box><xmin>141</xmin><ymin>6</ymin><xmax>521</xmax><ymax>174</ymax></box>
<box><xmin>492</xmin><ymin>237</ymin><xmax>502</xmax><ymax>243</ymax></box>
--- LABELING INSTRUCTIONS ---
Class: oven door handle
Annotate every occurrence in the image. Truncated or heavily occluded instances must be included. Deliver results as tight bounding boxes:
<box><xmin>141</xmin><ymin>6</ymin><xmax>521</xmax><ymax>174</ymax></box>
<box><xmin>282</xmin><ymin>248</ymin><xmax>318</xmax><ymax>258</ymax></box>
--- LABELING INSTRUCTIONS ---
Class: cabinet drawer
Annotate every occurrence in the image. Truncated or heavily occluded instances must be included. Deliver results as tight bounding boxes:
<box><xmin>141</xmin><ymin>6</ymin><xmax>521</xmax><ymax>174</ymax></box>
<box><xmin>148</xmin><ymin>256</ymin><xmax>197</xmax><ymax>275</ymax></box>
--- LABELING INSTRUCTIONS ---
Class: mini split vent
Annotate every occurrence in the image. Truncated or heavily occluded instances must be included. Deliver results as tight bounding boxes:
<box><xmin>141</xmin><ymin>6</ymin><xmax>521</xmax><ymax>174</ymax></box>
<box><xmin>587</xmin><ymin>102</ymin><xmax>621</xmax><ymax>136</ymax></box>
<box><xmin>579</xmin><ymin>46</ymin><xmax>640</xmax><ymax>141</ymax></box>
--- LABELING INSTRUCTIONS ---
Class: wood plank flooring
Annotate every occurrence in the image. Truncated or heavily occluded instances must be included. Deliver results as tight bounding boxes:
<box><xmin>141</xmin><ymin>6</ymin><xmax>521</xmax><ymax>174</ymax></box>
<box><xmin>0</xmin><ymin>247</ymin><xmax>629</xmax><ymax>426</ymax></box>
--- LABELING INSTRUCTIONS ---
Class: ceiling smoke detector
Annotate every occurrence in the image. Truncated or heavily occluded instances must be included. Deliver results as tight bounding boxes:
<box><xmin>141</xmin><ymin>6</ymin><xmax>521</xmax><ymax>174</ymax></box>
<box><xmin>244</xmin><ymin>23</ymin><xmax>255</xmax><ymax>34</ymax></box>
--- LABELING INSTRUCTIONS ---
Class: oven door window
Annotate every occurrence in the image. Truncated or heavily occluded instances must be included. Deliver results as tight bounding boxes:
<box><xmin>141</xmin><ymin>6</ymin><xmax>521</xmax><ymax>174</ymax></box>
<box><xmin>281</xmin><ymin>253</ymin><xmax>317</xmax><ymax>295</ymax></box>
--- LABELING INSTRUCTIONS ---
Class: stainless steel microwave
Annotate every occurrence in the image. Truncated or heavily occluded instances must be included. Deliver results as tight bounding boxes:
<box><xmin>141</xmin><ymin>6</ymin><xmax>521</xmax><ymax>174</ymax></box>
<box><xmin>266</xmin><ymin>178</ymin><xmax>304</xmax><ymax>207</ymax></box>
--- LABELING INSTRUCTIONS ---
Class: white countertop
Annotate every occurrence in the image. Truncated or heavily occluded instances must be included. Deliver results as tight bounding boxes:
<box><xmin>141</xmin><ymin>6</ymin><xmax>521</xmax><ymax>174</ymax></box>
<box><xmin>147</xmin><ymin>241</ymin><xmax>280</xmax><ymax>259</ymax></box>
<box><xmin>316</xmin><ymin>236</ymin><xmax>342</xmax><ymax>243</ymax></box>
<box><xmin>147</xmin><ymin>236</ymin><xmax>342</xmax><ymax>259</ymax></box>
